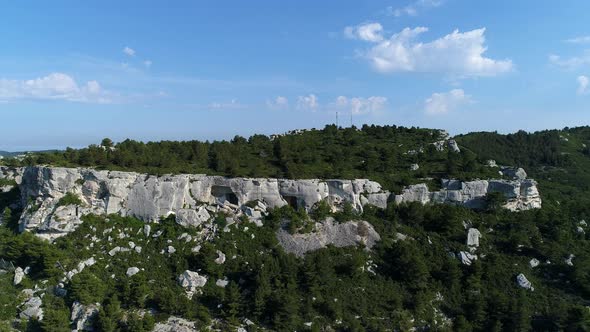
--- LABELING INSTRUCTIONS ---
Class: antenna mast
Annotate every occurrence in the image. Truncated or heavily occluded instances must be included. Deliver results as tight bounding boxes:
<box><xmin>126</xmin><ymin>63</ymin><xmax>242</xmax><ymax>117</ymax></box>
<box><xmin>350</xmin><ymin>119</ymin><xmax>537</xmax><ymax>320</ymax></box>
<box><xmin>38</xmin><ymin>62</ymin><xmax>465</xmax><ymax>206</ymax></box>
<box><xmin>336</xmin><ymin>111</ymin><xmax>339</xmax><ymax>127</ymax></box>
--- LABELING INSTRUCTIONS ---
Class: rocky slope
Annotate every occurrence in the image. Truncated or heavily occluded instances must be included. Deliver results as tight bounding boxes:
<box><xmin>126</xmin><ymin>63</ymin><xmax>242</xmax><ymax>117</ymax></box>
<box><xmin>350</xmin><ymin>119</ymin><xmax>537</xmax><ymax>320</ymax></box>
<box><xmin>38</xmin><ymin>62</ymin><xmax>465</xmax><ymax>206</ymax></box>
<box><xmin>0</xmin><ymin>166</ymin><xmax>541</xmax><ymax>240</ymax></box>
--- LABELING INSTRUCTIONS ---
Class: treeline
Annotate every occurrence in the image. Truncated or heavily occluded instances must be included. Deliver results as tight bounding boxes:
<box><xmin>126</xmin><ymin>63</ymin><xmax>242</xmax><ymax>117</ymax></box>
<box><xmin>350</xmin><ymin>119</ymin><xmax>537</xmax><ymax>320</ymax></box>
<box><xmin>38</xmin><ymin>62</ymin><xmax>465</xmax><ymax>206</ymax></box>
<box><xmin>2</xmin><ymin>124</ymin><xmax>500</xmax><ymax>191</ymax></box>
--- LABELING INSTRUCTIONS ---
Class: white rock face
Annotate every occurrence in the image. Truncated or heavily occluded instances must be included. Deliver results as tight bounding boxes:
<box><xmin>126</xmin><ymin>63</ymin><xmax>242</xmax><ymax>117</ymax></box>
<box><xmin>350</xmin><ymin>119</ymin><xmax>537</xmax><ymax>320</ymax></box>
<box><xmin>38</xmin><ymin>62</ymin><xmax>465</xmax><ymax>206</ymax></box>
<box><xmin>214</xmin><ymin>250</ymin><xmax>226</xmax><ymax>264</ymax></box>
<box><xmin>516</xmin><ymin>273</ymin><xmax>534</xmax><ymax>291</ymax></box>
<box><xmin>467</xmin><ymin>228</ymin><xmax>482</xmax><ymax>249</ymax></box>
<box><xmin>216</xmin><ymin>278</ymin><xmax>229</xmax><ymax>288</ymax></box>
<box><xmin>8</xmin><ymin>166</ymin><xmax>389</xmax><ymax>238</ymax></box>
<box><xmin>276</xmin><ymin>218</ymin><xmax>381</xmax><ymax>257</ymax></box>
<box><xmin>71</xmin><ymin>301</ymin><xmax>99</xmax><ymax>331</ymax></box>
<box><xmin>529</xmin><ymin>258</ymin><xmax>540</xmax><ymax>268</ymax></box>
<box><xmin>565</xmin><ymin>254</ymin><xmax>575</xmax><ymax>266</ymax></box>
<box><xmin>19</xmin><ymin>296</ymin><xmax>43</xmax><ymax>320</ymax></box>
<box><xmin>395</xmin><ymin>179</ymin><xmax>541</xmax><ymax>211</ymax></box>
<box><xmin>177</xmin><ymin>270</ymin><xmax>208</xmax><ymax>299</ymax></box>
<box><xmin>447</xmin><ymin>139</ymin><xmax>461</xmax><ymax>153</ymax></box>
<box><xmin>153</xmin><ymin>317</ymin><xmax>198</xmax><ymax>332</ymax></box>
<box><xmin>458</xmin><ymin>251</ymin><xmax>478</xmax><ymax>266</ymax></box>
<box><xmin>3</xmin><ymin>165</ymin><xmax>541</xmax><ymax>239</ymax></box>
<box><xmin>501</xmin><ymin>167</ymin><xmax>527</xmax><ymax>180</ymax></box>
<box><xmin>14</xmin><ymin>266</ymin><xmax>24</xmax><ymax>285</ymax></box>
<box><xmin>126</xmin><ymin>267</ymin><xmax>140</xmax><ymax>277</ymax></box>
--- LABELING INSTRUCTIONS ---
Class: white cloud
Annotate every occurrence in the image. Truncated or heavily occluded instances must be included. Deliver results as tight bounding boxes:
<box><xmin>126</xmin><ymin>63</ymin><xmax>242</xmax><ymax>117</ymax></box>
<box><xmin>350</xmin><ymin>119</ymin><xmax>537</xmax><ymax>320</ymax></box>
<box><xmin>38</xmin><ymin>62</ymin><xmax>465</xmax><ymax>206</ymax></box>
<box><xmin>123</xmin><ymin>46</ymin><xmax>136</xmax><ymax>56</ymax></box>
<box><xmin>0</xmin><ymin>73</ymin><xmax>112</xmax><ymax>103</ymax></box>
<box><xmin>565</xmin><ymin>36</ymin><xmax>590</xmax><ymax>44</ymax></box>
<box><xmin>344</xmin><ymin>23</ymin><xmax>384</xmax><ymax>42</ymax></box>
<box><xmin>424</xmin><ymin>89</ymin><xmax>471</xmax><ymax>115</ymax></box>
<box><xmin>332</xmin><ymin>96</ymin><xmax>388</xmax><ymax>115</ymax></box>
<box><xmin>297</xmin><ymin>94</ymin><xmax>318</xmax><ymax>111</ymax></box>
<box><xmin>549</xmin><ymin>52</ymin><xmax>590</xmax><ymax>69</ymax></box>
<box><xmin>266</xmin><ymin>96</ymin><xmax>289</xmax><ymax>110</ymax></box>
<box><xmin>353</xmin><ymin>26</ymin><xmax>512</xmax><ymax>77</ymax></box>
<box><xmin>387</xmin><ymin>0</ymin><xmax>443</xmax><ymax>17</ymax></box>
<box><xmin>143</xmin><ymin>60</ymin><xmax>152</xmax><ymax>67</ymax></box>
<box><xmin>208</xmin><ymin>99</ymin><xmax>244</xmax><ymax>110</ymax></box>
<box><xmin>577</xmin><ymin>75</ymin><xmax>589</xmax><ymax>95</ymax></box>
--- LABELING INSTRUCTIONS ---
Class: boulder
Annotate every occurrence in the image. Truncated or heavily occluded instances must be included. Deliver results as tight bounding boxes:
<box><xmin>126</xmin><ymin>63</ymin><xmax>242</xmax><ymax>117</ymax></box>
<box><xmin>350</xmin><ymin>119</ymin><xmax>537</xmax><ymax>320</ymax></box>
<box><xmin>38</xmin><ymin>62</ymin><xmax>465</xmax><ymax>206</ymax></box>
<box><xmin>14</xmin><ymin>266</ymin><xmax>24</xmax><ymax>285</ymax></box>
<box><xmin>501</xmin><ymin>167</ymin><xmax>527</xmax><ymax>180</ymax></box>
<box><xmin>410</xmin><ymin>164</ymin><xmax>420</xmax><ymax>171</ymax></box>
<box><xmin>214</xmin><ymin>250</ymin><xmax>226</xmax><ymax>264</ymax></box>
<box><xmin>126</xmin><ymin>267</ymin><xmax>140</xmax><ymax>277</ymax></box>
<box><xmin>71</xmin><ymin>301</ymin><xmax>99</xmax><ymax>331</ymax></box>
<box><xmin>529</xmin><ymin>258</ymin><xmax>540</xmax><ymax>268</ymax></box>
<box><xmin>458</xmin><ymin>251</ymin><xmax>477</xmax><ymax>266</ymax></box>
<box><xmin>516</xmin><ymin>273</ymin><xmax>534</xmax><ymax>291</ymax></box>
<box><xmin>19</xmin><ymin>296</ymin><xmax>43</xmax><ymax>320</ymax></box>
<box><xmin>177</xmin><ymin>270</ymin><xmax>208</xmax><ymax>299</ymax></box>
<box><xmin>176</xmin><ymin>207</ymin><xmax>210</xmax><ymax>228</ymax></box>
<box><xmin>216</xmin><ymin>278</ymin><xmax>229</xmax><ymax>288</ymax></box>
<box><xmin>467</xmin><ymin>228</ymin><xmax>482</xmax><ymax>249</ymax></box>
<box><xmin>447</xmin><ymin>139</ymin><xmax>461</xmax><ymax>153</ymax></box>
<box><xmin>153</xmin><ymin>317</ymin><xmax>198</xmax><ymax>332</ymax></box>
<box><xmin>276</xmin><ymin>218</ymin><xmax>380</xmax><ymax>257</ymax></box>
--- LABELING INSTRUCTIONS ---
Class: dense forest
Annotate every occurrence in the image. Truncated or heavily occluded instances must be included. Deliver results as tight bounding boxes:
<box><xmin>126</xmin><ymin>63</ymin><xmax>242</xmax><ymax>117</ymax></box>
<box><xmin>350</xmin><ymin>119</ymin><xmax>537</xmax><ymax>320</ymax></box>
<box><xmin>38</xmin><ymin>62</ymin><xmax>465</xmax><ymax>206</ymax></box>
<box><xmin>1</xmin><ymin>125</ymin><xmax>590</xmax><ymax>331</ymax></box>
<box><xmin>2</xmin><ymin>125</ymin><xmax>503</xmax><ymax>192</ymax></box>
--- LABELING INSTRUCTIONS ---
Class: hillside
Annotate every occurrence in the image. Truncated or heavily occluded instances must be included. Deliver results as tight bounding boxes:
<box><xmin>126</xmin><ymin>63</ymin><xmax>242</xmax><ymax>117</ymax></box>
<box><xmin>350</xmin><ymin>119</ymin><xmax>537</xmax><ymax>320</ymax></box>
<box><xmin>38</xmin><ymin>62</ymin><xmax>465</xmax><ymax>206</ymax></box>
<box><xmin>0</xmin><ymin>125</ymin><xmax>589</xmax><ymax>331</ymax></box>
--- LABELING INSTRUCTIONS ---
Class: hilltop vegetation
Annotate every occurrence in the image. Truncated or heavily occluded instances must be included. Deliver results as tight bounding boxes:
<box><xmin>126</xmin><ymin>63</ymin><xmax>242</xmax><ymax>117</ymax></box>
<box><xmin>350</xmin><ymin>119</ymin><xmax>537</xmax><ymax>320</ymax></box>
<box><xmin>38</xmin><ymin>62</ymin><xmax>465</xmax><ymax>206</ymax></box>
<box><xmin>2</xmin><ymin>125</ymin><xmax>504</xmax><ymax>192</ymax></box>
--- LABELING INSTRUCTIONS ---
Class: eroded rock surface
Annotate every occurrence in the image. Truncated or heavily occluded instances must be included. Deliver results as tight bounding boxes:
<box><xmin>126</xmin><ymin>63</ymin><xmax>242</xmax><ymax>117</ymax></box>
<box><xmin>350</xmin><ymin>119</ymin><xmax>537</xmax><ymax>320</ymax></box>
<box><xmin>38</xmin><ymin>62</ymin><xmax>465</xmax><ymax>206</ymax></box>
<box><xmin>0</xmin><ymin>166</ymin><xmax>541</xmax><ymax>240</ymax></box>
<box><xmin>152</xmin><ymin>317</ymin><xmax>198</xmax><ymax>332</ymax></box>
<box><xmin>276</xmin><ymin>218</ymin><xmax>380</xmax><ymax>257</ymax></box>
<box><xmin>71</xmin><ymin>301</ymin><xmax>99</xmax><ymax>331</ymax></box>
<box><xmin>395</xmin><ymin>179</ymin><xmax>541</xmax><ymax>211</ymax></box>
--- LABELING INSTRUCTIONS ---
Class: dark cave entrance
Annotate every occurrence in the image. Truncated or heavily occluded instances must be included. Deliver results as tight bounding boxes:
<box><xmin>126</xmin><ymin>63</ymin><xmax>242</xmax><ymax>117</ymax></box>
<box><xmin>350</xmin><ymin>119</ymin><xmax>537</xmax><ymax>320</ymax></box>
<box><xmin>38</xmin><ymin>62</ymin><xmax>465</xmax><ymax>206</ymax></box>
<box><xmin>211</xmin><ymin>185</ymin><xmax>239</xmax><ymax>205</ymax></box>
<box><xmin>283</xmin><ymin>195</ymin><xmax>302</xmax><ymax>209</ymax></box>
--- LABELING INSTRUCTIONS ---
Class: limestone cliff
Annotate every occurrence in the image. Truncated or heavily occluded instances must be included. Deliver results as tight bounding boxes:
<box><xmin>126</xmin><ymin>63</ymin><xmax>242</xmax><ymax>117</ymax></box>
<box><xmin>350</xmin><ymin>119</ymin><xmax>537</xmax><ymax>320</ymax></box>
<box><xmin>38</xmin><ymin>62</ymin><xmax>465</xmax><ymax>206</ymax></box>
<box><xmin>0</xmin><ymin>166</ymin><xmax>541</xmax><ymax>240</ymax></box>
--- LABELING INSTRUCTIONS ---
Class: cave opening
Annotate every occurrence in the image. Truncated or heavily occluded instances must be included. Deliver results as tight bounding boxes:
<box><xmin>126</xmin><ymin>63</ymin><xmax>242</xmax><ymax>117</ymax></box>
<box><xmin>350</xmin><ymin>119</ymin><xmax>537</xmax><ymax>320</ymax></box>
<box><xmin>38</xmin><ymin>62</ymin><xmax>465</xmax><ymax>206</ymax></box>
<box><xmin>211</xmin><ymin>186</ymin><xmax>239</xmax><ymax>205</ymax></box>
<box><xmin>283</xmin><ymin>195</ymin><xmax>302</xmax><ymax>209</ymax></box>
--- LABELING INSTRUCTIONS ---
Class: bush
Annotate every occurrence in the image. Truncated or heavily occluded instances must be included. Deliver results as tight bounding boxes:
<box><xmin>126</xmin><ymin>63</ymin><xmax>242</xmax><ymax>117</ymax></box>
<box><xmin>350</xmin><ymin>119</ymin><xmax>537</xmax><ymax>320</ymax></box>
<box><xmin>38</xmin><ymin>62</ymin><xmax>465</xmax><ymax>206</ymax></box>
<box><xmin>57</xmin><ymin>192</ymin><xmax>83</xmax><ymax>207</ymax></box>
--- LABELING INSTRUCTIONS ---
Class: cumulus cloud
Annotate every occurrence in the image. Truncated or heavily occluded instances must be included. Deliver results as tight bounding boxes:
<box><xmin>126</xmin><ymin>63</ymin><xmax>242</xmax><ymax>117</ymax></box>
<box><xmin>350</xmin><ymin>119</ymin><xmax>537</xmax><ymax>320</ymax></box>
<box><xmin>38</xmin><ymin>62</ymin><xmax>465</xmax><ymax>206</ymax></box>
<box><xmin>332</xmin><ymin>96</ymin><xmax>388</xmax><ymax>115</ymax></box>
<box><xmin>351</xmin><ymin>26</ymin><xmax>512</xmax><ymax>77</ymax></box>
<box><xmin>565</xmin><ymin>36</ymin><xmax>590</xmax><ymax>44</ymax></box>
<box><xmin>424</xmin><ymin>89</ymin><xmax>471</xmax><ymax>115</ymax></box>
<box><xmin>577</xmin><ymin>75</ymin><xmax>589</xmax><ymax>95</ymax></box>
<box><xmin>143</xmin><ymin>60</ymin><xmax>152</xmax><ymax>67</ymax></box>
<box><xmin>266</xmin><ymin>96</ymin><xmax>289</xmax><ymax>110</ymax></box>
<box><xmin>549</xmin><ymin>52</ymin><xmax>590</xmax><ymax>69</ymax></box>
<box><xmin>0</xmin><ymin>73</ymin><xmax>112</xmax><ymax>103</ymax></box>
<box><xmin>344</xmin><ymin>23</ymin><xmax>384</xmax><ymax>42</ymax></box>
<box><xmin>123</xmin><ymin>46</ymin><xmax>136</xmax><ymax>56</ymax></box>
<box><xmin>387</xmin><ymin>0</ymin><xmax>443</xmax><ymax>17</ymax></box>
<box><xmin>297</xmin><ymin>94</ymin><xmax>318</xmax><ymax>111</ymax></box>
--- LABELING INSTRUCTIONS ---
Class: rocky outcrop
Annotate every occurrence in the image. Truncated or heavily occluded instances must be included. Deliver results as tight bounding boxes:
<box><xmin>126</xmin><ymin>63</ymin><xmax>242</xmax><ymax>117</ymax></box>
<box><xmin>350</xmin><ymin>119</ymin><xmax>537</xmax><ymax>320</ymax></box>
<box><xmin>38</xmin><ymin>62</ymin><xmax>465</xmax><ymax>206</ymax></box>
<box><xmin>0</xmin><ymin>166</ymin><xmax>542</xmax><ymax>240</ymax></box>
<box><xmin>177</xmin><ymin>270</ymin><xmax>208</xmax><ymax>299</ymax></box>
<box><xmin>152</xmin><ymin>317</ymin><xmax>198</xmax><ymax>332</ymax></box>
<box><xmin>2</xmin><ymin>166</ymin><xmax>389</xmax><ymax>239</ymax></box>
<box><xmin>13</xmin><ymin>266</ymin><xmax>24</xmax><ymax>285</ymax></box>
<box><xmin>516</xmin><ymin>273</ymin><xmax>534</xmax><ymax>291</ymax></box>
<box><xmin>276</xmin><ymin>218</ymin><xmax>381</xmax><ymax>257</ymax></box>
<box><xmin>467</xmin><ymin>228</ymin><xmax>481</xmax><ymax>249</ymax></box>
<box><xmin>71</xmin><ymin>301</ymin><xmax>99</xmax><ymax>331</ymax></box>
<box><xmin>395</xmin><ymin>178</ymin><xmax>541</xmax><ymax>211</ymax></box>
<box><xmin>19</xmin><ymin>295</ymin><xmax>43</xmax><ymax>321</ymax></box>
<box><xmin>126</xmin><ymin>267</ymin><xmax>140</xmax><ymax>277</ymax></box>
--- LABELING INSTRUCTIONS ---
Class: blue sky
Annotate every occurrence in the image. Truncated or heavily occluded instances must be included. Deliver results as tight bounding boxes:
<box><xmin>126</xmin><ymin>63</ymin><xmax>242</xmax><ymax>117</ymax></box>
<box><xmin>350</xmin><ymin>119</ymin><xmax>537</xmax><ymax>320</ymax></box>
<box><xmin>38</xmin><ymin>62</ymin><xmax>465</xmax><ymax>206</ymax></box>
<box><xmin>1</xmin><ymin>1</ymin><xmax>590</xmax><ymax>151</ymax></box>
